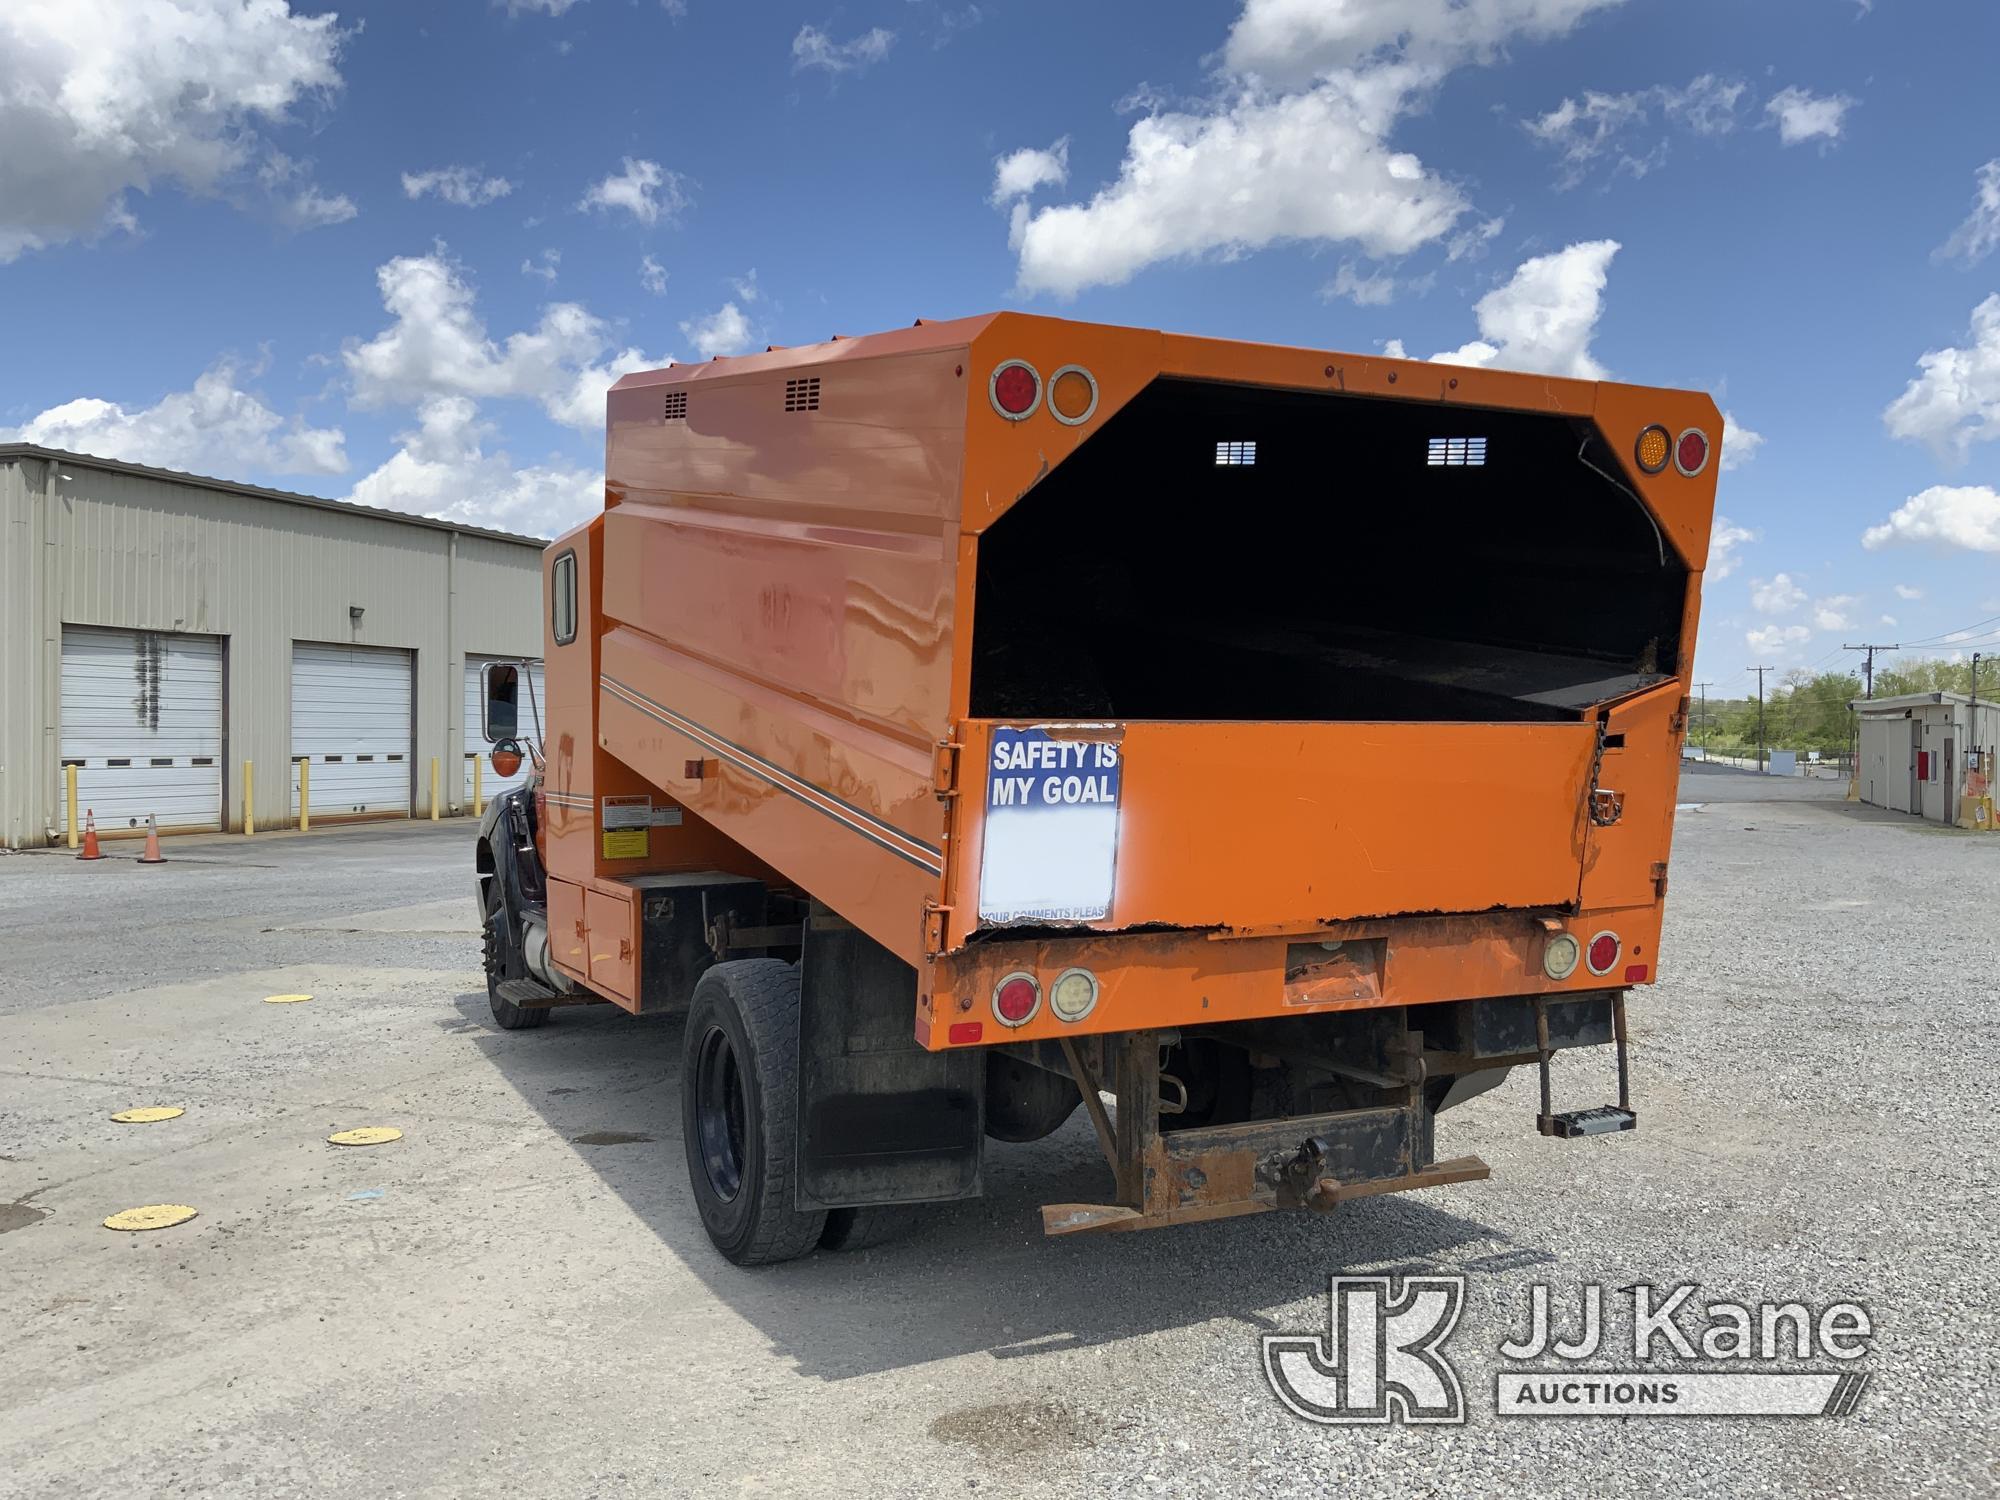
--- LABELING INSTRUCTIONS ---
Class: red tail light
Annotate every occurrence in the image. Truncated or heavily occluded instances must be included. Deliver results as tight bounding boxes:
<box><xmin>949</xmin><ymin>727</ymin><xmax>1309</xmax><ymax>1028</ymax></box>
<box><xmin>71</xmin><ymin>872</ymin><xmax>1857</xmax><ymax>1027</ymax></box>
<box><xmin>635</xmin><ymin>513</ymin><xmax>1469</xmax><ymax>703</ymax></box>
<box><xmin>990</xmin><ymin>360</ymin><xmax>1040</xmax><ymax>419</ymax></box>
<box><xmin>1586</xmin><ymin>932</ymin><xmax>1620</xmax><ymax>976</ymax></box>
<box><xmin>992</xmin><ymin>971</ymin><xmax>1040</xmax><ymax>1026</ymax></box>
<box><xmin>1674</xmin><ymin>427</ymin><xmax>1711</xmax><ymax>477</ymax></box>
<box><xmin>947</xmin><ymin>1021</ymin><xmax>984</xmax><ymax>1045</ymax></box>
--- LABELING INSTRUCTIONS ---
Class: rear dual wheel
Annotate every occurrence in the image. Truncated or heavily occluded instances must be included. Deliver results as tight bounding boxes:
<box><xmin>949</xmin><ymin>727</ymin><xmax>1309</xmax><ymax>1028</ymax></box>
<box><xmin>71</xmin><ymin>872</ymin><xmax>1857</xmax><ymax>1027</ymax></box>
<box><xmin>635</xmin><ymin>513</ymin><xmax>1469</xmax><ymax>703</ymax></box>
<box><xmin>682</xmin><ymin>959</ymin><xmax>918</xmax><ymax>1265</ymax></box>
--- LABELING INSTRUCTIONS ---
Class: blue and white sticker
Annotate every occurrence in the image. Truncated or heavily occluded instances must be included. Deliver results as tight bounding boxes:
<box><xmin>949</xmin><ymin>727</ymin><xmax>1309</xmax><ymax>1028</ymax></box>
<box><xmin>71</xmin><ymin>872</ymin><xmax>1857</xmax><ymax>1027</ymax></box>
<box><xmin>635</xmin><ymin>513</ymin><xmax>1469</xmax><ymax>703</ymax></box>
<box><xmin>978</xmin><ymin>726</ymin><xmax>1121</xmax><ymax>925</ymax></box>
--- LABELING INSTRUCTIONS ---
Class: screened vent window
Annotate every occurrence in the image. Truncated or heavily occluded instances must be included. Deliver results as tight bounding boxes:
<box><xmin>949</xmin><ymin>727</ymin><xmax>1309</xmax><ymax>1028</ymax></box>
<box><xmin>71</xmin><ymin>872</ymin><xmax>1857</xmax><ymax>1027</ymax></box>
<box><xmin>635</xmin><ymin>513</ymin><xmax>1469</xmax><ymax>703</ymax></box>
<box><xmin>662</xmin><ymin>390</ymin><xmax>688</xmax><ymax>421</ymax></box>
<box><xmin>551</xmin><ymin>549</ymin><xmax>578</xmax><ymax>647</ymax></box>
<box><xmin>784</xmin><ymin>376</ymin><xmax>821</xmax><ymax>412</ymax></box>
<box><xmin>1428</xmin><ymin>436</ymin><xmax>1488</xmax><ymax>467</ymax></box>
<box><xmin>1215</xmin><ymin>440</ymin><xmax>1257</xmax><ymax>466</ymax></box>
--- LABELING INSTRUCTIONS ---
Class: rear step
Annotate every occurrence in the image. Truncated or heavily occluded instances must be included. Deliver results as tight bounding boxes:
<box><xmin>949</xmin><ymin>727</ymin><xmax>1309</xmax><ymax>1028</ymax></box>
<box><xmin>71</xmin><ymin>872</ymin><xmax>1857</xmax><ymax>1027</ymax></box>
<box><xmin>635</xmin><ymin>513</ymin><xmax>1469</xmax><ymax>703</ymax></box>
<box><xmin>495</xmin><ymin>977</ymin><xmax>557</xmax><ymax>1007</ymax></box>
<box><xmin>1534</xmin><ymin>992</ymin><xmax>1638</xmax><ymax>1139</ymax></box>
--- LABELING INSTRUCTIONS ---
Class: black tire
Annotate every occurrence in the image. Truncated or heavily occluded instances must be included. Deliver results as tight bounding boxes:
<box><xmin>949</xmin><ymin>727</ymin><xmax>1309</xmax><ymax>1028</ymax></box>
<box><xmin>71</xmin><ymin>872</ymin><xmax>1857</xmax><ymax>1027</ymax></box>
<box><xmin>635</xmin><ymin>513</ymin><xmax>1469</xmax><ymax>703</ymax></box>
<box><xmin>682</xmin><ymin>960</ymin><xmax>827</xmax><ymax>1266</ymax></box>
<box><xmin>483</xmin><ymin>904</ymin><xmax>551</xmax><ymax>1031</ymax></box>
<box><xmin>819</xmin><ymin>1204</ymin><xmax>918</xmax><ymax>1253</ymax></box>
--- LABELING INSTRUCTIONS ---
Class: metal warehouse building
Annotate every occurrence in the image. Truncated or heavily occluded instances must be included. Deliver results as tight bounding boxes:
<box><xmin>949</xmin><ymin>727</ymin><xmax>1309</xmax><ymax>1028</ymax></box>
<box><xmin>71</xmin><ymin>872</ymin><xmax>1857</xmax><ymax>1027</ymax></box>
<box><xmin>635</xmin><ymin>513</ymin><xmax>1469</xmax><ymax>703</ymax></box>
<box><xmin>0</xmin><ymin>445</ymin><xmax>548</xmax><ymax>850</ymax></box>
<box><xmin>1852</xmin><ymin>691</ymin><xmax>2000</xmax><ymax>826</ymax></box>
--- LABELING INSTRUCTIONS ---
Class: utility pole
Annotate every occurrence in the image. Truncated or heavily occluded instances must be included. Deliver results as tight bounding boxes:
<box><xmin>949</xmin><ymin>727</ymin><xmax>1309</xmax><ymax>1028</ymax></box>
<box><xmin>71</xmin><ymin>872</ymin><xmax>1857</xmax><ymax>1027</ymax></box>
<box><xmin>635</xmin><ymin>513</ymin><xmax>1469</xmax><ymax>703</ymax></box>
<box><xmin>1973</xmin><ymin>653</ymin><xmax>1984</xmax><ymax>804</ymax></box>
<box><xmin>1693</xmin><ymin>681</ymin><xmax>1713</xmax><ymax>748</ymax></box>
<box><xmin>1748</xmin><ymin>665</ymin><xmax>1772</xmax><ymax>772</ymax></box>
<box><xmin>1844</xmin><ymin>642</ymin><xmax>1900</xmax><ymax>699</ymax></box>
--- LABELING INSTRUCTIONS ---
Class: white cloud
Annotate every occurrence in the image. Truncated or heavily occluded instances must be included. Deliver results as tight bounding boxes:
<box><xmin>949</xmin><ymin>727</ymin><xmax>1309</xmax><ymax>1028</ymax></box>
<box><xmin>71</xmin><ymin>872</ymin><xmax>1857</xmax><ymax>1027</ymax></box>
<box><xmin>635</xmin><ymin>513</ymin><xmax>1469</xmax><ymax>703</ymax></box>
<box><xmin>640</xmin><ymin>254</ymin><xmax>668</xmax><ymax>295</ymax></box>
<box><xmin>680</xmin><ymin>302</ymin><xmax>755</xmax><ymax>359</ymax></box>
<box><xmin>500</xmin><ymin>0</ymin><xmax>585</xmax><ymax>14</ymax></box>
<box><xmin>343</xmin><ymin>248</ymin><xmax>665</xmax><ymax>432</ymax></box>
<box><xmin>258</xmin><ymin>152</ymin><xmax>356</xmax><ymax>231</ymax></box>
<box><xmin>991</xmin><ymin>139</ymin><xmax>1069</xmax><ymax>205</ymax></box>
<box><xmin>1446</xmin><ymin>215</ymin><xmax>1506</xmax><ymax>262</ymax></box>
<box><xmin>1750</xmin><ymin>573</ymin><xmax>1807</xmax><ymax>615</ymax></box>
<box><xmin>1011</xmin><ymin>71</ymin><xmax>1468</xmax><ymax>297</ymax></box>
<box><xmin>1720</xmin><ymin>411</ymin><xmax>1764</xmax><ymax>471</ymax></box>
<box><xmin>521</xmin><ymin>248</ymin><xmax>560</xmax><ymax>283</ymax></box>
<box><xmin>1746</xmin><ymin>622</ymin><xmax>1811</xmax><ymax>656</ymax></box>
<box><xmin>3</xmin><ymin>359</ymin><xmax>346</xmax><ymax>478</ymax></box>
<box><xmin>345</xmin><ymin>396</ymin><xmax>598</xmax><ymax>538</ymax></box>
<box><xmin>1937</xmin><ymin>160</ymin><xmax>2000</xmax><ymax>266</ymax></box>
<box><xmin>1220</xmin><ymin>0</ymin><xmax>1626</xmax><ymax>86</ymax></box>
<box><xmin>1004</xmin><ymin>0</ymin><xmax>1642</xmax><ymax>296</ymax></box>
<box><xmin>729</xmin><ymin>269</ymin><xmax>761</xmax><ymax>303</ymax></box>
<box><xmin>791</xmin><ymin>24</ymin><xmax>895</xmax><ymax>74</ymax></box>
<box><xmin>1880</xmin><ymin>614</ymin><xmax>1897</xmax><ymax>627</ymax></box>
<box><xmin>1709</xmin><ymin>514</ymin><xmax>1757</xmax><ymax>578</ymax></box>
<box><xmin>1380</xmin><ymin>338</ymin><xmax>1408</xmax><ymax>358</ymax></box>
<box><xmin>1429</xmin><ymin>240</ymin><xmax>1619</xmax><ymax>379</ymax></box>
<box><xmin>0</xmin><ymin>0</ymin><xmax>346</xmax><ymax>262</ymax></box>
<box><xmin>402</xmin><ymin>166</ymin><xmax>514</xmax><ymax>208</ymax></box>
<box><xmin>1524</xmin><ymin>75</ymin><xmax>1744</xmax><ymax>189</ymax></box>
<box><xmin>1894</xmin><ymin>583</ymin><xmax>1924</xmax><ymax>600</ymax></box>
<box><xmin>1323</xmin><ymin>262</ymin><xmax>1399</xmax><ymax>306</ymax></box>
<box><xmin>1882</xmin><ymin>294</ymin><xmax>2000</xmax><ymax>463</ymax></box>
<box><xmin>1861</xmin><ymin>484</ymin><xmax>2000</xmax><ymax>553</ymax></box>
<box><xmin>1812</xmin><ymin>595</ymin><xmax>1858</xmax><ymax>631</ymax></box>
<box><xmin>578</xmin><ymin>157</ymin><xmax>688</xmax><ymax>226</ymax></box>
<box><xmin>1764</xmin><ymin>86</ymin><xmax>1854</xmax><ymax>147</ymax></box>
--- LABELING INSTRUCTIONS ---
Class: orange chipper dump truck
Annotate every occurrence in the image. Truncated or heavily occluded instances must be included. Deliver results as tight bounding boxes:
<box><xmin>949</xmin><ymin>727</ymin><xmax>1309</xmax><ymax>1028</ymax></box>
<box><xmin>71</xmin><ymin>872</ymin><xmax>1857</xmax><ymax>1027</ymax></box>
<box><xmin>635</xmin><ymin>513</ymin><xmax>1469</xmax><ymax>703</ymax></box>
<box><xmin>472</xmin><ymin>312</ymin><xmax>1720</xmax><ymax>1266</ymax></box>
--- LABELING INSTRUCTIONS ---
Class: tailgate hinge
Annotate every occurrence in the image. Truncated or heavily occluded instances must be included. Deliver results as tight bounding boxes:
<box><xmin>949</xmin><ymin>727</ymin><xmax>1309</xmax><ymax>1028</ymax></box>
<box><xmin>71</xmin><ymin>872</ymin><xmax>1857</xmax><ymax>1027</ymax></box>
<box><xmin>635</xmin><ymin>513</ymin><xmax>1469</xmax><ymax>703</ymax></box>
<box><xmin>932</xmin><ymin>738</ymin><xmax>962</xmax><ymax>800</ymax></box>
<box><xmin>1651</xmin><ymin>860</ymin><xmax>1670</xmax><ymax>898</ymax></box>
<box><xmin>922</xmin><ymin>900</ymin><xmax>952</xmax><ymax>959</ymax></box>
<box><xmin>1669</xmin><ymin>694</ymin><xmax>1690</xmax><ymax>734</ymax></box>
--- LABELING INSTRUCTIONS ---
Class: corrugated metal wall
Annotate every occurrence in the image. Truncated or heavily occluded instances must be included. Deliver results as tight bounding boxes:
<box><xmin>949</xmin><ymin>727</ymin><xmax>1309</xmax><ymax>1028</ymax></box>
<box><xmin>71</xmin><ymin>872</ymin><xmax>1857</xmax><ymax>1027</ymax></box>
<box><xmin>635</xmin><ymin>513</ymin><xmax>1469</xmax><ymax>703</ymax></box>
<box><xmin>0</xmin><ymin>453</ymin><xmax>546</xmax><ymax>846</ymax></box>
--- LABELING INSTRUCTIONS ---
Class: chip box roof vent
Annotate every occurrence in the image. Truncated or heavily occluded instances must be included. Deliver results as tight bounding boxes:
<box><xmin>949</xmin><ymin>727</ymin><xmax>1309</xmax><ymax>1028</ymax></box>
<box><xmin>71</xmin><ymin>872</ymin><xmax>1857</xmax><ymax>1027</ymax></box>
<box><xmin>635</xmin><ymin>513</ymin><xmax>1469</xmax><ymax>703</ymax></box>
<box><xmin>784</xmin><ymin>377</ymin><xmax>821</xmax><ymax>413</ymax></box>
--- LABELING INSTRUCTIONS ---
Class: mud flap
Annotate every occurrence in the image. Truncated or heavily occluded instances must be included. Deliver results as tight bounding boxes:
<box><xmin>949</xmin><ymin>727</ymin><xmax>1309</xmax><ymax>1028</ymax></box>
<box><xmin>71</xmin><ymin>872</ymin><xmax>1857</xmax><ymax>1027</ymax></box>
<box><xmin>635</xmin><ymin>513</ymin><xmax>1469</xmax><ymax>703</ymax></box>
<box><xmin>794</xmin><ymin>904</ymin><xmax>984</xmax><ymax>1210</ymax></box>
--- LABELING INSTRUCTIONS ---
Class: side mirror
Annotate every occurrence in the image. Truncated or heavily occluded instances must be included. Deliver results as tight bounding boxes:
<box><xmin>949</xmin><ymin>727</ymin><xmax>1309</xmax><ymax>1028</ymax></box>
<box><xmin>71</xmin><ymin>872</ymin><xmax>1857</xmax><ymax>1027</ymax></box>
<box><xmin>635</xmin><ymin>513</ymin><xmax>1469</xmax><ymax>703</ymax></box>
<box><xmin>481</xmin><ymin>662</ymin><xmax>519</xmax><ymax>743</ymax></box>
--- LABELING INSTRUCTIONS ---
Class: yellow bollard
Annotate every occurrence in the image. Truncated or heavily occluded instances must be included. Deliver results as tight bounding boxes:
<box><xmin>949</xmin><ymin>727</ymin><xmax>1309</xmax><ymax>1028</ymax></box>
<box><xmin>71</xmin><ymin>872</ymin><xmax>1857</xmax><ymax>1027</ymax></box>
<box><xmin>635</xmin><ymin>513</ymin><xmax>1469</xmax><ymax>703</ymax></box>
<box><xmin>472</xmin><ymin>753</ymin><xmax>483</xmax><ymax>818</ymax></box>
<box><xmin>430</xmin><ymin>757</ymin><xmax>441</xmax><ymax>821</ymax></box>
<box><xmin>243</xmin><ymin>760</ymin><xmax>255</xmax><ymax>835</ymax></box>
<box><xmin>298</xmin><ymin>758</ymin><xmax>310</xmax><ymax>832</ymax></box>
<box><xmin>66</xmin><ymin>763</ymin><xmax>79</xmax><ymax>849</ymax></box>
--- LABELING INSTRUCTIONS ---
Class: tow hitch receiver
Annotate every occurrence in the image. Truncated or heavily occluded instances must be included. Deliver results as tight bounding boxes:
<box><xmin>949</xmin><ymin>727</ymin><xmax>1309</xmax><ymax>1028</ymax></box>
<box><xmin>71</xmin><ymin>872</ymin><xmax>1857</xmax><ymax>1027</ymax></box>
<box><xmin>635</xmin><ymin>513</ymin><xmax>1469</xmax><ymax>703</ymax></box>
<box><xmin>1534</xmin><ymin>991</ymin><xmax>1638</xmax><ymax>1138</ymax></box>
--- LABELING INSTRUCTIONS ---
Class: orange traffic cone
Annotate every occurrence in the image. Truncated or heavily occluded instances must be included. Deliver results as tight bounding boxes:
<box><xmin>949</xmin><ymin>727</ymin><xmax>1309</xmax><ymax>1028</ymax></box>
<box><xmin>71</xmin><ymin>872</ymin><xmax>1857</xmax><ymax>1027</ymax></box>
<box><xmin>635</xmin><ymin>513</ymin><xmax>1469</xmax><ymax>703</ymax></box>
<box><xmin>137</xmin><ymin>813</ymin><xmax>166</xmax><ymax>865</ymax></box>
<box><xmin>77</xmin><ymin>809</ymin><xmax>105</xmax><ymax>861</ymax></box>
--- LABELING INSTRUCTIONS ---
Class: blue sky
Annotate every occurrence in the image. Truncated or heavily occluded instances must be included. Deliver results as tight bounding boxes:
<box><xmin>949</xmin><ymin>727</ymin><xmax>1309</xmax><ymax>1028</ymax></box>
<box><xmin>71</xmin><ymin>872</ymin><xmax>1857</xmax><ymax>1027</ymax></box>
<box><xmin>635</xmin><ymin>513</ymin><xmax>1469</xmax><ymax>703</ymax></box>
<box><xmin>3</xmin><ymin>0</ymin><xmax>1999</xmax><ymax>689</ymax></box>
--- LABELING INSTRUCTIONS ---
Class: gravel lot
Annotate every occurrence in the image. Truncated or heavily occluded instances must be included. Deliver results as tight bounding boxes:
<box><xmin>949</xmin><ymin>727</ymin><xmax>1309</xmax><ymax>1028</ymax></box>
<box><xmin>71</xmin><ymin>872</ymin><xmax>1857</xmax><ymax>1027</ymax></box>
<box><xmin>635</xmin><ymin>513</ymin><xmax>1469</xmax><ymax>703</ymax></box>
<box><xmin>2</xmin><ymin>771</ymin><xmax>1994</xmax><ymax>1499</ymax></box>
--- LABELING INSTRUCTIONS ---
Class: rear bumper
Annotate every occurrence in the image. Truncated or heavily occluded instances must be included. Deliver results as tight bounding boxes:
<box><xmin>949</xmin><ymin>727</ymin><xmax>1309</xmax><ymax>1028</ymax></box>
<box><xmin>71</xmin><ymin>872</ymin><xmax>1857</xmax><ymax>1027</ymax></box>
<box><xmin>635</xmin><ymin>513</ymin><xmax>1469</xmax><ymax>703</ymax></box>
<box><xmin>917</xmin><ymin>903</ymin><xmax>1660</xmax><ymax>1050</ymax></box>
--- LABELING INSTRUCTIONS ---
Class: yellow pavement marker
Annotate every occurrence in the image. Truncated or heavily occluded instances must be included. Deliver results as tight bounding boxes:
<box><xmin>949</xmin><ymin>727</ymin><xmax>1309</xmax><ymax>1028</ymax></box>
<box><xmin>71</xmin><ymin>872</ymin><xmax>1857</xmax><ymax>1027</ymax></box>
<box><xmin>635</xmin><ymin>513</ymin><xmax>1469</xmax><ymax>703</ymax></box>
<box><xmin>110</xmin><ymin>1107</ymin><xmax>184</xmax><ymax>1124</ymax></box>
<box><xmin>263</xmin><ymin>993</ymin><xmax>313</xmax><ymax>1004</ymax></box>
<box><xmin>327</xmin><ymin>1127</ymin><xmax>402</xmax><ymax>1147</ymax></box>
<box><xmin>104</xmin><ymin>1204</ymin><xmax>198</xmax><ymax>1232</ymax></box>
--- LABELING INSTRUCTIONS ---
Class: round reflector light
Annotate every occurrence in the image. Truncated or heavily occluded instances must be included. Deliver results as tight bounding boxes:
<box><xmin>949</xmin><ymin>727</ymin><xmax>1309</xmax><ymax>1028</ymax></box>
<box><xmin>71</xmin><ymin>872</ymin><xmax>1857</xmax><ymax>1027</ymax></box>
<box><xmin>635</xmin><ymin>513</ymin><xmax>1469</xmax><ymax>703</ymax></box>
<box><xmin>1543</xmin><ymin>932</ymin><xmax>1580</xmax><ymax>981</ymax></box>
<box><xmin>1635</xmin><ymin>425</ymin><xmax>1671</xmax><ymax>475</ymax></box>
<box><xmin>990</xmin><ymin>360</ymin><xmax>1041</xmax><ymax>420</ymax></box>
<box><xmin>1674</xmin><ymin>427</ymin><xmax>1710</xmax><ymax>477</ymax></box>
<box><xmin>1049</xmin><ymin>967</ymin><xmax>1100</xmax><ymax>1023</ymax></box>
<box><xmin>1048</xmin><ymin>365</ymin><xmax>1099</xmax><ymax>426</ymax></box>
<box><xmin>992</xmin><ymin>971</ymin><xmax>1041</xmax><ymax>1026</ymax></box>
<box><xmin>1585</xmin><ymin>931</ymin><xmax>1620</xmax><ymax>976</ymax></box>
<box><xmin>491</xmin><ymin>740</ymin><xmax>524</xmax><ymax>778</ymax></box>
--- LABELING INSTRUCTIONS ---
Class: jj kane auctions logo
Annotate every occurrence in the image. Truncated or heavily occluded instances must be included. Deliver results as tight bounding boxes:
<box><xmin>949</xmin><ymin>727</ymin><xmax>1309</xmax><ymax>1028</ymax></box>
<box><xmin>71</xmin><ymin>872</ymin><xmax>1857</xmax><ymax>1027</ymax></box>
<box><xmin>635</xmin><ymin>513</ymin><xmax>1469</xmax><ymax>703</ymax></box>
<box><xmin>1264</xmin><ymin>1277</ymin><xmax>1874</xmax><ymax>1423</ymax></box>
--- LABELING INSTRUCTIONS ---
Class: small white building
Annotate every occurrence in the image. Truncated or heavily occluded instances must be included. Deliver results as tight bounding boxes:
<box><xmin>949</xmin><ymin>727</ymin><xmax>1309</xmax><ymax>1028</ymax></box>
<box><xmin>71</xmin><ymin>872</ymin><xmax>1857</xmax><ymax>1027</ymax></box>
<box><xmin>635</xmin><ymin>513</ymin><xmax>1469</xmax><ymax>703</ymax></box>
<box><xmin>1851</xmin><ymin>691</ymin><xmax>2000</xmax><ymax>824</ymax></box>
<box><xmin>0</xmin><ymin>445</ymin><xmax>549</xmax><ymax>848</ymax></box>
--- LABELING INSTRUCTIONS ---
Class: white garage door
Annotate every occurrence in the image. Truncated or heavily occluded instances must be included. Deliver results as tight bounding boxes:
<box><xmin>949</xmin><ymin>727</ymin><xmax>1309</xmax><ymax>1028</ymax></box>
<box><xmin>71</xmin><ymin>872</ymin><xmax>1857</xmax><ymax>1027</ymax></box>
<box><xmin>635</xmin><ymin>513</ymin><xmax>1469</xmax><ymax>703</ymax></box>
<box><xmin>464</xmin><ymin>656</ymin><xmax>545</xmax><ymax>804</ymax></box>
<box><xmin>292</xmin><ymin>643</ymin><xmax>413</xmax><ymax>819</ymax></box>
<box><xmin>60</xmin><ymin>627</ymin><xmax>224</xmax><ymax>835</ymax></box>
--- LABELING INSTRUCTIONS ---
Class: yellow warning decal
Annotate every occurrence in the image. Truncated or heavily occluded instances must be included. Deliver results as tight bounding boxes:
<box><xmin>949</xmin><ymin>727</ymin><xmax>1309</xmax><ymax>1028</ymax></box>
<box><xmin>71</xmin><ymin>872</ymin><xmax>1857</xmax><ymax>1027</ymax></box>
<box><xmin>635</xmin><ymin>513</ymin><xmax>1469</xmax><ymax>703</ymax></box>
<box><xmin>601</xmin><ymin>828</ymin><xmax>649</xmax><ymax>860</ymax></box>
